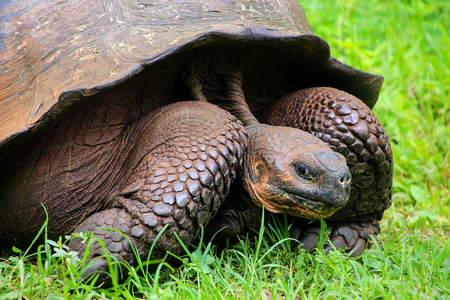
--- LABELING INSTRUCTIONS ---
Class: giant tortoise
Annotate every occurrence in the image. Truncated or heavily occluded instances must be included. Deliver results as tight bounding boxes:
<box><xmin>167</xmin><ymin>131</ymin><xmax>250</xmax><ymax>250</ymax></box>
<box><xmin>0</xmin><ymin>0</ymin><xmax>392</xmax><ymax>282</ymax></box>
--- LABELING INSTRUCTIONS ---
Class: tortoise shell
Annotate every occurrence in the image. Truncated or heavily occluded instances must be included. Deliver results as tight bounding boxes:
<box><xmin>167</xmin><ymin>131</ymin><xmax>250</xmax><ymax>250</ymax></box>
<box><xmin>0</xmin><ymin>0</ymin><xmax>382</xmax><ymax>164</ymax></box>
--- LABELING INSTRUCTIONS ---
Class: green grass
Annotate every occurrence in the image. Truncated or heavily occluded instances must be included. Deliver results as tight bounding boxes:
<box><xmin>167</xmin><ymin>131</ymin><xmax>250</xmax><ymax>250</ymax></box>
<box><xmin>303</xmin><ymin>0</ymin><xmax>450</xmax><ymax>235</ymax></box>
<box><xmin>1</xmin><ymin>0</ymin><xmax>449</xmax><ymax>298</ymax></box>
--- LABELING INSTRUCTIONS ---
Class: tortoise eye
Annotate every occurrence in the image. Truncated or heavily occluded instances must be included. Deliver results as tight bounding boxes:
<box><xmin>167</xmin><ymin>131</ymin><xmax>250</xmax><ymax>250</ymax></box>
<box><xmin>295</xmin><ymin>163</ymin><xmax>313</xmax><ymax>180</ymax></box>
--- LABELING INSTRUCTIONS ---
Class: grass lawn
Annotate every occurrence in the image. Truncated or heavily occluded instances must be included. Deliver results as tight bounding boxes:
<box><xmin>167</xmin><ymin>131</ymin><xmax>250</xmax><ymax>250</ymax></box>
<box><xmin>1</xmin><ymin>0</ymin><xmax>449</xmax><ymax>299</ymax></box>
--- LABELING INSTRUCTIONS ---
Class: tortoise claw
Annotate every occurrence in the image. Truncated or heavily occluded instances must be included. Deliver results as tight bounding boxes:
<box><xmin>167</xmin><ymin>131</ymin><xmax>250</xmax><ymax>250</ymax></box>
<box><xmin>204</xmin><ymin>212</ymin><xmax>242</xmax><ymax>241</ymax></box>
<box><xmin>297</xmin><ymin>232</ymin><xmax>319</xmax><ymax>252</ymax></box>
<box><xmin>81</xmin><ymin>256</ymin><xmax>115</xmax><ymax>287</ymax></box>
<box><xmin>205</xmin><ymin>206</ymin><xmax>263</xmax><ymax>242</ymax></box>
<box><xmin>292</xmin><ymin>223</ymin><xmax>332</xmax><ymax>252</ymax></box>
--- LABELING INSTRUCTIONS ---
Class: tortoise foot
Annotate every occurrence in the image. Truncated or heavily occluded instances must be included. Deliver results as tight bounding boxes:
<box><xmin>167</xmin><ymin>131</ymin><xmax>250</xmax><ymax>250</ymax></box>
<box><xmin>290</xmin><ymin>219</ymin><xmax>380</xmax><ymax>257</ymax></box>
<box><xmin>205</xmin><ymin>205</ymin><xmax>263</xmax><ymax>242</ymax></box>
<box><xmin>81</xmin><ymin>256</ymin><xmax>114</xmax><ymax>286</ymax></box>
<box><xmin>68</xmin><ymin>208</ymin><xmax>142</xmax><ymax>286</ymax></box>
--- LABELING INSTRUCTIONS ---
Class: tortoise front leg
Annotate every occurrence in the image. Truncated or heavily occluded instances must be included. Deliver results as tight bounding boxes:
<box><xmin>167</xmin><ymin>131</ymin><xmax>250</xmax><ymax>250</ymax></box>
<box><xmin>69</xmin><ymin>101</ymin><xmax>247</xmax><ymax>285</ymax></box>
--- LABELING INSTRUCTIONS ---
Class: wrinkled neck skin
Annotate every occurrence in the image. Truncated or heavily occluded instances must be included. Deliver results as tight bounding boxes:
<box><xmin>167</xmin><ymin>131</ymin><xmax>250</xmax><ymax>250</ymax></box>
<box><xmin>186</xmin><ymin>65</ymin><xmax>351</xmax><ymax>220</ymax></box>
<box><xmin>184</xmin><ymin>58</ymin><xmax>259</xmax><ymax>128</ymax></box>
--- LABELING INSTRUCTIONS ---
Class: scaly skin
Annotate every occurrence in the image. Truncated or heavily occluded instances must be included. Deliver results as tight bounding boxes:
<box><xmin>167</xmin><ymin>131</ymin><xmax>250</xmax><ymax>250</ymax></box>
<box><xmin>188</xmin><ymin>69</ymin><xmax>355</xmax><ymax>246</ymax></box>
<box><xmin>0</xmin><ymin>101</ymin><xmax>247</xmax><ymax>284</ymax></box>
<box><xmin>68</xmin><ymin>101</ymin><xmax>247</xmax><ymax>282</ymax></box>
<box><xmin>205</xmin><ymin>123</ymin><xmax>353</xmax><ymax>244</ymax></box>
<box><xmin>264</xmin><ymin>87</ymin><xmax>393</xmax><ymax>255</ymax></box>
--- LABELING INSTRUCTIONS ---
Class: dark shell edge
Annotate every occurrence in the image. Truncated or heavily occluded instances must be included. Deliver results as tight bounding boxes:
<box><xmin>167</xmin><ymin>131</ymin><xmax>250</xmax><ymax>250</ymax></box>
<box><xmin>0</xmin><ymin>28</ymin><xmax>383</xmax><ymax>162</ymax></box>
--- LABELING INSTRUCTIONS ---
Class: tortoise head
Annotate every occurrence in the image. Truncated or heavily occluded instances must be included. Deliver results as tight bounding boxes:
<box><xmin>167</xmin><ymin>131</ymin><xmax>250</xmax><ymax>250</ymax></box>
<box><xmin>241</xmin><ymin>124</ymin><xmax>351</xmax><ymax>219</ymax></box>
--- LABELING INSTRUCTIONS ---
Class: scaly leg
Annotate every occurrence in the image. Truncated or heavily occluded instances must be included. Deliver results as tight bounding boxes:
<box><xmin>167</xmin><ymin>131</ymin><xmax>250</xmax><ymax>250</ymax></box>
<box><xmin>69</xmin><ymin>101</ymin><xmax>247</xmax><ymax>284</ymax></box>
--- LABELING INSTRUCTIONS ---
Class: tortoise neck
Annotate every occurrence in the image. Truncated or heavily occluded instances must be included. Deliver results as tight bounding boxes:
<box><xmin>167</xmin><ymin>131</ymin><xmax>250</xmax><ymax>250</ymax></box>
<box><xmin>185</xmin><ymin>68</ymin><xmax>259</xmax><ymax>127</ymax></box>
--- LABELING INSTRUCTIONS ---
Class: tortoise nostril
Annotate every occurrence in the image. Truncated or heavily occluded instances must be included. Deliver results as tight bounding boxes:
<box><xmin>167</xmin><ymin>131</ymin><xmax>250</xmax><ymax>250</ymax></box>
<box><xmin>339</xmin><ymin>176</ymin><xmax>351</xmax><ymax>185</ymax></box>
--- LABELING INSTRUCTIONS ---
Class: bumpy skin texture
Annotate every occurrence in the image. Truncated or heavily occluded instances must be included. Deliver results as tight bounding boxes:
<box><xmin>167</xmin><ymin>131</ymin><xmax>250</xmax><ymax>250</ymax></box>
<box><xmin>264</xmin><ymin>87</ymin><xmax>393</xmax><ymax>255</ymax></box>
<box><xmin>70</xmin><ymin>101</ymin><xmax>247</xmax><ymax>279</ymax></box>
<box><xmin>0</xmin><ymin>101</ymin><xmax>246</xmax><ymax>283</ymax></box>
<box><xmin>204</xmin><ymin>123</ymin><xmax>353</xmax><ymax>244</ymax></box>
<box><xmin>187</xmin><ymin>69</ymin><xmax>359</xmax><ymax>248</ymax></box>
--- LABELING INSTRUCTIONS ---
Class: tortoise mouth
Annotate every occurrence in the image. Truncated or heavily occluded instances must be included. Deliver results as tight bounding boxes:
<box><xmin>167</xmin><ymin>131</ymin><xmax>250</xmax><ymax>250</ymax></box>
<box><xmin>288</xmin><ymin>193</ymin><xmax>341</xmax><ymax>219</ymax></box>
<box><xmin>245</xmin><ymin>179</ymin><xmax>344</xmax><ymax>220</ymax></box>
